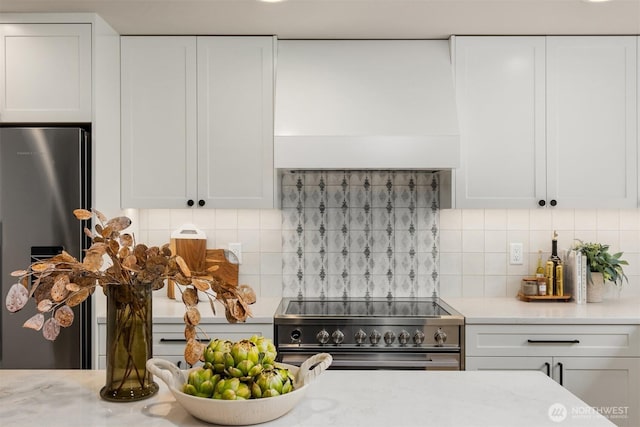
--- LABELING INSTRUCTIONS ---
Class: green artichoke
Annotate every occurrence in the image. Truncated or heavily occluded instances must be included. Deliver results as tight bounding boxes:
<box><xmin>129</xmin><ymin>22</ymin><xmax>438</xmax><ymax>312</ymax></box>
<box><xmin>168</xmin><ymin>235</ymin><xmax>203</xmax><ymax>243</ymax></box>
<box><xmin>203</xmin><ymin>339</ymin><xmax>234</xmax><ymax>374</ymax></box>
<box><xmin>249</xmin><ymin>335</ymin><xmax>277</xmax><ymax>369</ymax></box>
<box><xmin>251</xmin><ymin>368</ymin><xmax>294</xmax><ymax>398</ymax></box>
<box><xmin>182</xmin><ymin>367</ymin><xmax>220</xmax><ymax>398</ymax></box>
<box><xmin>213</xmin><ymin>377</ymin><xmax>252</xmax><ymax>400</ymax></box>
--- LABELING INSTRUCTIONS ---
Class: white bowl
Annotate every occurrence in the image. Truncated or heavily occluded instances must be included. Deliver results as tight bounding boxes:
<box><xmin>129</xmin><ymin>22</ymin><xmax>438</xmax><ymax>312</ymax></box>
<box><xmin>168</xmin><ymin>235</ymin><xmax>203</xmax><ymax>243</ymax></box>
<box><xmin>147</xmin><ymin>353</ymin><xmax>332</xmax><ymax>425</ymax></box>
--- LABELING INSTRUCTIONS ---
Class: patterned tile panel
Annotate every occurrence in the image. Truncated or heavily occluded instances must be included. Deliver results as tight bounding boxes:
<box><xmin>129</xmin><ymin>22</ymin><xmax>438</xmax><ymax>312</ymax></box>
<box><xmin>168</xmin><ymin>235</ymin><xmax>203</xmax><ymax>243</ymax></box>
<box><xmin>282</xmin><ymin>171</ymin><xmax>440</xmax><ymax>299</ymax></box>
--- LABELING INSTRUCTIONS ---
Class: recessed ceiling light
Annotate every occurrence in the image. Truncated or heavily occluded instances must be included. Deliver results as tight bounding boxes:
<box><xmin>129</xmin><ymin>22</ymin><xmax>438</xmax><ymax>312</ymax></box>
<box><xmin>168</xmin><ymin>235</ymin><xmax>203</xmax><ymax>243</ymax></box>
<box><xmin>260</xmin><ymin>0</ymin><xmax>286</xmax><ymax>3</ymax></box>
<box><xmin>583</xmin><ymin>0</ymin><xmax>612</xmax><ymax>3</ymax></box>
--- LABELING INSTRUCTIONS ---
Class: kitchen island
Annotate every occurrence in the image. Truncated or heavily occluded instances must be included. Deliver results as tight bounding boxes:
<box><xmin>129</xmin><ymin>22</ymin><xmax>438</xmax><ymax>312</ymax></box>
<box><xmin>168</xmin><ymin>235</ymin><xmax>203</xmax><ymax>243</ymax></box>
<box><xmin>0</xmin><ymin>368</ymin><xmax>613</xmax><ymax>426</ymax></box>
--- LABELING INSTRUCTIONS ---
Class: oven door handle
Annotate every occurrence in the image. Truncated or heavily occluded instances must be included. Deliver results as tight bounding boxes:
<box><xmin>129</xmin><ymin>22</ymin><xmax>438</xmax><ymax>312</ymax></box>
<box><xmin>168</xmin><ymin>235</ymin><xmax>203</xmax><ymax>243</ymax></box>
<box><xmin>326</xmin><ymin>358</ymin><xmax>460</xmax><ymax>369</ymax></box>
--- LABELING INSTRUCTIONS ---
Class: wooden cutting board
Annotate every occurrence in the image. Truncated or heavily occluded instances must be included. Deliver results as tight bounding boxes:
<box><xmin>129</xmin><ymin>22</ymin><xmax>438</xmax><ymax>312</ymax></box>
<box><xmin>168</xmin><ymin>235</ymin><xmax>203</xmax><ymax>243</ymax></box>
<box><xmin>168</xmin><ymin>225</ymin><xmax>207</xmax><ymax>299</ymax></box>
<box><xmin>206</xmin><ymin>249</ymin><xmax>239</xmax><ymax>286</ymax></box>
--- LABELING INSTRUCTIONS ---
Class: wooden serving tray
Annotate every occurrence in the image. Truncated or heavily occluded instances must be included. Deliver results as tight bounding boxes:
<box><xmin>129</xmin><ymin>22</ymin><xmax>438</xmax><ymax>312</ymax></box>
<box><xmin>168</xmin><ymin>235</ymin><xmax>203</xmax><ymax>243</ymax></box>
<box><xmin>517</xmin><ymin>292</ymin><xmax>572</xmax><ymax>302</ymax></box>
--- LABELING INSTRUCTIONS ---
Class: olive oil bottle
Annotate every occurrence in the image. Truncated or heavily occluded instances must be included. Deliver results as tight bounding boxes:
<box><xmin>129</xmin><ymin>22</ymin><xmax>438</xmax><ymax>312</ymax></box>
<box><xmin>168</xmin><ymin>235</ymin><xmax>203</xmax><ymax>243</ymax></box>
<box><xmin>547</xmin><ymin>231</ymin><xmax>563</xmax><ymax>296</ymax></box>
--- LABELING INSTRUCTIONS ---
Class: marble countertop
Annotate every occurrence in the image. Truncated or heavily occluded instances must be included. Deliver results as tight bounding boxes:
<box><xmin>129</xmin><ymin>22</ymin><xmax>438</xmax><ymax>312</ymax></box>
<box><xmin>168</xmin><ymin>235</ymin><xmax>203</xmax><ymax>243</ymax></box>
<box><xmin>96</xmin><ymin>296</ymin><xmax>282</xmax><ymax>324</ymax></box>
<box><xmin>0</xmin><ymin>369</ymin><xmax>614</xmax><ymax>427</ymax></box>
<box><xmin>445</xmin><ymin>296</ymin><xmax>640</xmax><ymax>325</ymax></box>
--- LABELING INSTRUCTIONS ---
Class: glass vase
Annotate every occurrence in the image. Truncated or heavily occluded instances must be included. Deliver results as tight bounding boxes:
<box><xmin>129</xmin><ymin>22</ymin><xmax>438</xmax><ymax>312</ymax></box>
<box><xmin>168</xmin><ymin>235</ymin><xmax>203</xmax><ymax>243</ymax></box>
<box><xmin>100</xmin><ymin>281</ymin><xmax>159</xmax><ymax>402</ymax></box>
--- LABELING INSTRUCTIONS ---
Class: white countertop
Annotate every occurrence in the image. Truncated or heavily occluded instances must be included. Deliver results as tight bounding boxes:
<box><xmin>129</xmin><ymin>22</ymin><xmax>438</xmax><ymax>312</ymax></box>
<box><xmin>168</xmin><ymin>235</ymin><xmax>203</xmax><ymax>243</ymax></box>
<box><xmin>96</xmin><ymin>296</ymin><xmax>282</xmax><ymax>324</ymax></box>
<box><xmin>0</xmin><ymin>369</ymin><xmax>614</xmax><ymax>427</ymax></box>
<box><xmin>445</xmin><ymin>296</ymin><xmax>640</xmax><ymax>325</ymax></box>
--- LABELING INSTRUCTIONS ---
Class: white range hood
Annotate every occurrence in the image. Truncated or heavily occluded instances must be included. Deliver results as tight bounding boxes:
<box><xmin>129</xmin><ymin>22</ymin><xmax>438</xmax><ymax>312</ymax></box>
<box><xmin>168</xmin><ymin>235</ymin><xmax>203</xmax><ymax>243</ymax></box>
<box><xmin>274</xmin><ymin>39</ymin><xmax>460</xmax><ymax>170</ymax></box>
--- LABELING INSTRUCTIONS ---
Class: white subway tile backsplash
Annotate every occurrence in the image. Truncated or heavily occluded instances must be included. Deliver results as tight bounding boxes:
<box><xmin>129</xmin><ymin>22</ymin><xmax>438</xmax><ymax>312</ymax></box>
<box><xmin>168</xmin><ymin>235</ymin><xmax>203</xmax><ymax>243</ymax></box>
<box><xmin>147</xmin><ymin>209</ymin><xmax>171</xmax><ymax>229</ymax></box>
<box><xmin>529</xmin><ymin>209</ymin><xmax>552</xmax><ymax>230</ymax></box>
<box><xmin>462</xmin><ymin>230</ymin><xmax>485</xmax><ymax>253</ymax></box>
<box><xmin>485</xmin><ymin>253</ymin><xmax>507</xmax><ymax>275</ymax></box>
<box><xmin>574</xmin><ymin>209</ymin><xmax>597</xmax><ymax>229</ymax></box>
<box><xmin>260</xmin><ymin>209</ymin><xmax>283</xmax><ymax>230</ymax></box>
<box><xmin>240</xmin><ymin>252</ymin><xmax>261</xmax><ymax>275</ymax></box>
<box><xmin>439</xmin><ymin>209</ymin><xmax>462</xmax><ymax>230</ymax></box>
<box><xmin>439</xmin><ymin>253</ymin><xmax>462</xmax><ymax>275</ymax></box>
<box><xmin>214</xmin><ymin>229</ymin><xmax>239</xmax><ymax>248</ymax></box>
<box><xmin>619</xmin><ymin>209</ymin><xmax>640</xmax><ymax>230</ymax></box>
<box><xmin>215</xmin><ymin>209</ymin><xmax>238</xmax><ymax>229</ymax></box>
<box><xmin>484</xmin><ymin>230</ymin><xmax>507</xmax><ymax>253</ymax></box>
<box><xmin>192</xmin><ymin>209</ymin><xmax>216</xmax><ymax>228</ymax></box>
<box><xmin>260</xmin><ymin>229</ymin><xmax>282</xmax><ymax>252</ymax></box>
<box><xmin>261</xmin><ymin>253</ymin><xmax>283</xmax><ymax>275</ymax></box>
<box><xmin>597</xmin><ymin>209</ymin><xmax>620</xmax><ymax>230</ymax></box>
<box><xmin>237</xmin><ymin>210</ymin><xmax>261</xmax><ymax>229</ymax></box>
<box><xmin>484</xmin><ymin>209</ymin><xmax>507</xmax><ymax>230</ymax></box>
<box><xmin>439</xmin><ymin>230</ymin><xmax>462</xmax><ymax>253</ymax></box>
<box><xmin>462</xmin><ymin>209</ymin><xmax>485</xmax><ymax>230</ymax></box>
<box><xmin>462</xmin><ymin>253</ymin><xmax>484</xmax><ymax>275</ymax></box>
<box><xmin>237</xmin><ymin>229</ymin><xmax>260</xmax><ymax>252</ymax></box>
<box><xmin>462</xmin><ymin>275</ymin><xmax>484</xmax><ymax>297</ymax></box>
<box><xmin>507</xmin><ymin>209</ymin><xmax>529</xmax><ymax>230</ymax></box>
<box><xmin>484</xmin><ymin>275</ymin><xmax>507</xmax><ymax>297</ymax></box>
<box><xmin>170</xmin><ymin>209</ymin><xmax>195</xmax><ymax>228</ymax></box>
<box><xmin>552</xmin><ymin>210</ymin><xmax>575</xmax><ymax>230</ymax></box>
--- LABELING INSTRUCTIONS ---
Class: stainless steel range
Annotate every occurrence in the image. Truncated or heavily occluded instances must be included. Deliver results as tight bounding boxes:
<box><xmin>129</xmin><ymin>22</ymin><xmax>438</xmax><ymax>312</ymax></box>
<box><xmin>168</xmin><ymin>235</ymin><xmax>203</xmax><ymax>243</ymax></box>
<box><xmin>273</xmin><ymin>298</ymin><xmax>465</xmax><ymax>370</ymax></box>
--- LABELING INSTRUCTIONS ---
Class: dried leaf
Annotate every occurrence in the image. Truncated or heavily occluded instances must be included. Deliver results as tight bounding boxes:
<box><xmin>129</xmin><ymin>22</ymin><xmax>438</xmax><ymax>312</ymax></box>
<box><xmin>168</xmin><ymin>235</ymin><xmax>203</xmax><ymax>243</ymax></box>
<box><xmin>66</xmin><ymin>282</ymin><xmax>81</xmax><ymax>292</ymax></box>
<box><xmin>37</xmin><ymin>299</ymin><xmax>54</xmax><ymax>312</ymax></box>
<box><xmin>58</xmin><ymin>251</ymin><xmax>78</xmax><ymax>263</ymax></box>
<box><xmin>84</xmin><ymin>227</ymin><xmax>93</xmax><ymax>238</ymax></box>
<box><xmin>42</xmin><ymin>318</ymin><xmax>60</xmax><ymax>341</ymax></box>
<box><xmin>10</xmin><ymin>270</ymin><xmax>29</xmax><ymax>277</ymax></box>
<box><xmin>5</xmin><ymin>283</ymin><xmax>28</xmax><ymax>312</ymax></box>
<box><xmin>73</xmin><ymin>209</ymin><xmax>92</xmax><ymax>220</ymax></box>
<box><xmin>92</xmin><ymin>208</ymin><xmax>107</xmax><ymax>224</ymax></box>
<box><xmin>106</xmin><ymin>216</ymin><xmax>131</xmax><ymax>232</ymax></box>
<box><xmin>82</xmin><ymin>252</ymin><xmax>103</xmax><ymax>271</ymax></box>
<box><xmin>23</xmin><ymin>313</ymin><xmax>45</xmax><ymax>331</ymax></box>
<box><xmin>118</xmin><ymin>246</ymin><xmax>130</xmax><ymax>259</ymax></box>
<box><xmin>120</xmin><ymin>233</ymin><xmax>133</xmax><ymax>248</ymax></box>
<box><xmin>51</xmin><ymin>275</ymin><xmax>70</xmax><ymax>302</ymax></box>
<box><xmin>184</xmin><ymin>338</ymin><xmax>205</xmax><ymax>365</ymax></box>
<box><xmin>191</xmin><ymin>278</ymin><xmax>210</xmax><ymax>292</ymax></box>
<box><xmin>238</xmin><ymin>284</ymin><xmax>256</xmax><ymax>305</ymax></box>
<box><xmin>182</xmin><ymin>287</ymin><xmax>199</xmax><ymax>306</ymax></box>
<box><xmin>184</xmin><ymin>325</ymin><xmax>196</xmax><ymax>341</ymax></box>
<box><xmin>66</xmin><ymin>288</ymin><xmax>90</xmax><ymax>307</ymax></box>
<box><xmin>176</xmin><ymin>256</ymin><xmax>191</xmax><ymax>278</ymax></box>
<box><xmin>54</xmin><ymin>305</ymin><xmax>74</xmax><ymax>327</ymax></box>
<box><xmin>183</xmin><ymin>306</ymin><xmax>201</xmax><ymax>326</ymax></box>
<box><xmin>32</xmin><ymin>262</ymin><xmax>53</xmax><ymax>273</ymax></box>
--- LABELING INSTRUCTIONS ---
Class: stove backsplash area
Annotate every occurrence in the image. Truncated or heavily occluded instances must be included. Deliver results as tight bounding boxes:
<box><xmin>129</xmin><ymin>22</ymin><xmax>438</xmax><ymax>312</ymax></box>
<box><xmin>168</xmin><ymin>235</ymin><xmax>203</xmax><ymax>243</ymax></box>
<box><xmin>281</xmin><ymin>171</ymin><xmax>441</xmax><ymax>299</ymax></box>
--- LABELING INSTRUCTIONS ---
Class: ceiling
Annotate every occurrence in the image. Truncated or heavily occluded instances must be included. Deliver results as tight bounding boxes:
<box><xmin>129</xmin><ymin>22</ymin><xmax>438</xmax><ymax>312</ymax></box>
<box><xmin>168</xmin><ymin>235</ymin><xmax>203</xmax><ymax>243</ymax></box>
<box><xmin>0</xmin><ymin>0</ymin><xmax>639</xmax><ymax>39</ymax></box>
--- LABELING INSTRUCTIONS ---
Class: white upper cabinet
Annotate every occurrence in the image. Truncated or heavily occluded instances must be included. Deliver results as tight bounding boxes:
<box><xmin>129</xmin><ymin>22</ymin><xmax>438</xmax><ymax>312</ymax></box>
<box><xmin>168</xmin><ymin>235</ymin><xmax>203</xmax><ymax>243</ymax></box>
<box><xmin>121</xmin><ymin>37</ymin><xmax>198</xmax><ymax>208</ymax></box>
<box><xmin>455</xmin><ymin>36</ymin><xmax>546</xmax><ymax>208</ymax></box>
<box><xmin>197</xmin><ymin>37</ymin><xmax>275</xmax><ymax>208</ymax></box>
<box><xmin>546</xmin><ymin>36</ymin><xmax>637</xmax><ymax>209</ymax></box>
<box><xmin>0</xmin><ymin>23</ymin><xmax>92</xmax><ymax>122</ymax></box>
<box><xmin>120</xmin><ymin>36</ymin><xmax>275</xmax><ymax>209</ymax></box>
<box><xmin>454</xmin><ymin>36</ymin><xmax>637</xmax><ymax>209</ymax></box>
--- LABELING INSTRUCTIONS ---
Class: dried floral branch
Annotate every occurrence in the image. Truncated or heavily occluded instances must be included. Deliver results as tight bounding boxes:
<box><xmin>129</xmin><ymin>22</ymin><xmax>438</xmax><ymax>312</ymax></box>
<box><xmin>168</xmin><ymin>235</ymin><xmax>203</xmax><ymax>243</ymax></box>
<box><xmin>4</xmin><ymin>208</ymin><xmax>256</xmax><ymax>349</ymax></box>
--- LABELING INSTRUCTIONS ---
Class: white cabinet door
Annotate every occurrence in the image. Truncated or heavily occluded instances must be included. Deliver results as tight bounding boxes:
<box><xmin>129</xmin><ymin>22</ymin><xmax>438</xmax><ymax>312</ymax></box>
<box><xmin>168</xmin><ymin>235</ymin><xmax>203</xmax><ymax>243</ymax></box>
<box><xmin>546</xmin><ymin>36</ymin><xmax>637</xmax><ymax>209</ymax></box>
<box><xmin>0</xmin><ymin>23</ymin><xmax>91</xmax><ymax>122</ymax></box>
<box><xmin>556</xmin><ymin>357</ymin><xmax>640</xmax><ymax>427</ymax></box>
<box><xmin>197</xmin><ymin>37</ymin><xmax>275</xmax><ymax>208</ymax></box>
<box><xmin>120</xmin><ymin>36</ymin><xmax>198</xmax><ymax>208</ymax></box>
<box><xmin>455</xmin><ymin>36</ymin><xmax>546</xmax><ymax>208</ymax></box>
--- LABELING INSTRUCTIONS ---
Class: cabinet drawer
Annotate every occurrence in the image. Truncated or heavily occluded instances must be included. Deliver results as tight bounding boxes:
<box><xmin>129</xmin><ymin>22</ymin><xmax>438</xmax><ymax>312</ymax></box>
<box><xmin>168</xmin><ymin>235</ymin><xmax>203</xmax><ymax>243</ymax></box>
<box><xmin>466</xmin><ymin>324</ymin><xmax>639</xmax><ymax>357</ymax></box>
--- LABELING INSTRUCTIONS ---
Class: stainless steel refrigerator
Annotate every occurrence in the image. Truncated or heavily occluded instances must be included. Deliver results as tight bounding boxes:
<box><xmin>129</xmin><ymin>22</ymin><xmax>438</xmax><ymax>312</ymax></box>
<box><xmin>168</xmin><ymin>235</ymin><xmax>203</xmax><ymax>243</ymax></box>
<box><xmin>0</xmin><ymin>127</ymin><xmax>91</xmax><ymax>369</ymax></box>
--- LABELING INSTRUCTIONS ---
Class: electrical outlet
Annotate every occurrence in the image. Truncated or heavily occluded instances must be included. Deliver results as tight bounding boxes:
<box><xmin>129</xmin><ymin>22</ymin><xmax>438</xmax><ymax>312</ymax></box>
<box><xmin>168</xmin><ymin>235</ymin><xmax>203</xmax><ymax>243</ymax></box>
<box><xmin>228</xmin><ymin>243</ymin><xmax>242</xmax><ymax>264</ymax></box>
<box><xmin>510</xmin><ymin>243</ymin><xmax>524</xmax><ymax>265</ymax></box>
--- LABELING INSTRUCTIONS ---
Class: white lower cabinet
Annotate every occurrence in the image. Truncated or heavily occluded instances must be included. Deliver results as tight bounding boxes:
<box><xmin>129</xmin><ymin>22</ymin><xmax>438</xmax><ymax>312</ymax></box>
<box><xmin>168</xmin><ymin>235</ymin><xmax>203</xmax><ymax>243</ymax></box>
<box><xmin>466</xmin><ymin>324</ymin><xmax>640</xmax><ymax>427</ymax></box>
<box><xmin>98</xmin><ymin>322</ymin><xmax>273</xmax><ymax>370</ymax></box>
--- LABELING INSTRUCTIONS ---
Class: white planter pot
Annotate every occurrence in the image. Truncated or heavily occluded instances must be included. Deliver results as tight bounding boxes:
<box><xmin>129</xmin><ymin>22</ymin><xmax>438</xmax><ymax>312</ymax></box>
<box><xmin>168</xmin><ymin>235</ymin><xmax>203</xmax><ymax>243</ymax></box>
<box><xmin>587</xmin><ymin>272</ymin><xmax>605</xmax><ymax>303</ymax></box>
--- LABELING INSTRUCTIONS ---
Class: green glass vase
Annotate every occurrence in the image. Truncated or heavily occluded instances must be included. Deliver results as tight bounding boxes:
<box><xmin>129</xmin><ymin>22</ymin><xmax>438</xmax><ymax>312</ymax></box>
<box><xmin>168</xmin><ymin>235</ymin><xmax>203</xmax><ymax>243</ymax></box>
<box><xmin>100</xmin><ymin>281</ymin><xmax>159</xmax><ymax>402</ymax></box>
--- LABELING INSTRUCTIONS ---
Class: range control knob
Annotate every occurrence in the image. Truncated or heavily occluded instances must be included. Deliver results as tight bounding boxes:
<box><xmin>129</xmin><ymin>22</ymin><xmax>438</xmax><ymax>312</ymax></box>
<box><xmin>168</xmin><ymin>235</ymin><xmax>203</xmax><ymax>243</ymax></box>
<box><xmin>413</xmin><ymin>330</ymin><xmax>426</xmax><ymax>345</ymax></box>
<box><xmin>384</xmin><ymin>331</ymin><xmax>396</xmax><ymax>345</ymax></box>
<box><xmin>316</xmin><ymin>329</ymin><xmax>330</xmax><ymax>345</ymax></box>
<box><xmin>434</xmin><ymin>328</ymin><xmax>447</xmax><ymax>347</ymax></box>
<box><xmin>290</xmin><ymin>329</ymin><xmax>302</xmax><ymax>343</ymax></box>
<box><xmin>354</xmin><ymin>329</ymin><xmax>367</xmax><ymax>345</ymax></box>
<box><xmin>398</xmin><ymin>330</ymin><xmax>410</xmax><ymax>346</ymax></box>
<box><xmin>332</xmin><ymin>329</ymin><xmax>345</xmax><ymax>345</ymax></box>
<box><xmin>370</xmin><ymin>329</ymin><xmax>381</xmax><ymax>345</ymax></box>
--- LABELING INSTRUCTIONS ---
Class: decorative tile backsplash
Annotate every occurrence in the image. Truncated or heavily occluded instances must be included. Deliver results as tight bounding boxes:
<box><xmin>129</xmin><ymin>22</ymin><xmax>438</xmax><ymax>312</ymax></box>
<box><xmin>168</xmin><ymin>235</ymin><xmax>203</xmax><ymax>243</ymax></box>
<box><xmin>282</xmin><ymin>171</ymin><xmax>441</xmax><ymax>299</ymax></box>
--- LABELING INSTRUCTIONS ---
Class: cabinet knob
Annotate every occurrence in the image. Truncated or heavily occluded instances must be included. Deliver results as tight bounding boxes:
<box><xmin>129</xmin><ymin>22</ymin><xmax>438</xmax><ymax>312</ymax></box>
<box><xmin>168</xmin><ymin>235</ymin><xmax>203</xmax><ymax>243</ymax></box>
<box><xmin>187</xmin><ymin>199</ymin><xmax>195</xmax><ymax>207</ymax></box>
<box><xmin>198</xmin><ymin>199</ymin><xmax>206</xmax><ymax>207</ymax></box>
<box><xmin>538</xmin><ymin>200</ymin><xmax>546</xmax><ymax>207</ymax></box>
<box><xmin>549</xmin><ymin>199</ymin><xmax>557</xmax><ymax>207</ymax></box>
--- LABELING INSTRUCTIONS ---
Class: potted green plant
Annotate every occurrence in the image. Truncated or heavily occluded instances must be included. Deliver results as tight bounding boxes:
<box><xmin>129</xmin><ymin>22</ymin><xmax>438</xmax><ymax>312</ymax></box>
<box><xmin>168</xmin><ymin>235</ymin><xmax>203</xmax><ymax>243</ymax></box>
<box><xmin>573</xmin><ymin>240</ymin><xmax>628</xmax><ymax>302</ymax></box>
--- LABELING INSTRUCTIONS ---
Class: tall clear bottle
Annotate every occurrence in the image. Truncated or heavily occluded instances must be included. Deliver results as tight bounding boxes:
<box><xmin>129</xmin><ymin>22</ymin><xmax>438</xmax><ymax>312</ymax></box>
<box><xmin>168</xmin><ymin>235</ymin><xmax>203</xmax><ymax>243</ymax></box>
<box><xmin>548</xmin><ymin>231</ymin><xmax>563</xmax><ymax>296</ymax></box>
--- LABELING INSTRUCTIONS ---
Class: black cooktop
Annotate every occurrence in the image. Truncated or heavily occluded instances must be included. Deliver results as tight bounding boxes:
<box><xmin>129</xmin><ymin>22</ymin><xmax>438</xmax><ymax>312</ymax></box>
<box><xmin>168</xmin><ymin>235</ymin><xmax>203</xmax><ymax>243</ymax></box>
<box><xmin>283</xmin><ymin>298</ymin><xmax>452</xmax><ymax>318</ymax></box>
